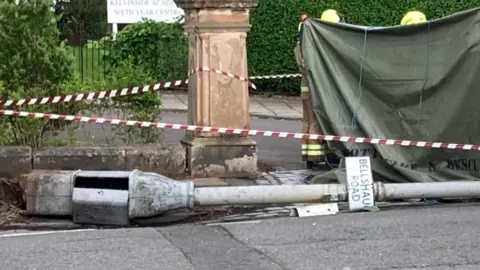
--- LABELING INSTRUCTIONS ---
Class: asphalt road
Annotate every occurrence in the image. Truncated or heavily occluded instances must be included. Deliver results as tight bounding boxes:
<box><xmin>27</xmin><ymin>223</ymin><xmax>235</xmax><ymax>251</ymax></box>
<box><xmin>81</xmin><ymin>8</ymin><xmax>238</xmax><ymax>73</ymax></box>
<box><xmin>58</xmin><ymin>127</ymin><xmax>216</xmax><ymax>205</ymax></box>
<box><xmin>1</xmin><ymin>202</ymin><xmax>479</xmax><ymax>270</ymax></box>
<box><xmin>70</xmin><ymin>111</ymin><xmax>304</xmax><ymax>170</ymax></box>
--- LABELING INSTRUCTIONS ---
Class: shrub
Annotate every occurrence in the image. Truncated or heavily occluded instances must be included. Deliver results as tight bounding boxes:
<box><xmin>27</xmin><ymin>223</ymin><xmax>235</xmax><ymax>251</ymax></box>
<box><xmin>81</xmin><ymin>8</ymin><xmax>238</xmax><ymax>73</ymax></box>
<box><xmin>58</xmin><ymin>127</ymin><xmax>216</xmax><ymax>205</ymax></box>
<box><xmin>97</xmin><ymin>58</ymin><xmax>163</xmax><ymax>145</ymax></box>
<box><xmin>0</xmin><ymin>0</ymin><xmax>78</xmax><ymax>149</ymax></box>
<box><xmin>247</xmin><ymin>0</ymin><xmax>480</xmax><ymax>93</ymax></box>
<box><xmin>58</xmin><ymin>59</ymin><xmax>163</xmax><ymax>146</ymax></box>
<box><xmin>98</xmin><ymin>20</ymin><xmax>182</xmax><ymax>144</ymax></box>
<box><xmin>105</xmin><ymin>19</ymin><xmax>188</xmax><ymax>82</ymax></box>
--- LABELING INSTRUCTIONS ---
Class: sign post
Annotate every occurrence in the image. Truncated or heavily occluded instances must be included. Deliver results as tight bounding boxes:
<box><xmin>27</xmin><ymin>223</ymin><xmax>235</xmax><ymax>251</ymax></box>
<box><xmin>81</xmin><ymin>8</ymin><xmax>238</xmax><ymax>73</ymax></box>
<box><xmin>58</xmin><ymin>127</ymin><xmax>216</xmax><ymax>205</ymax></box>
<box><xmin>112</xmin><ymin>23</ymin><xmax>118</xmax><ymax>40</ymax></box>
<box><xmin>345</xmin><ymin>156</ymin><xmax>375</xmax><ymax>211</ymax></box>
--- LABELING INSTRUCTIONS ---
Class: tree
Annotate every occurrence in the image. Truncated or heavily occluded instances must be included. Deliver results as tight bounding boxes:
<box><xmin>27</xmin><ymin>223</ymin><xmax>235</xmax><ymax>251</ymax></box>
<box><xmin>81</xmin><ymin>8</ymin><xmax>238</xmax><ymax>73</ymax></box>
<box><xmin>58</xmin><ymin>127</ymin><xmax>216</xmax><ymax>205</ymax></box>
<box><xmin>55</xmin><ymin>0</ymin><xmax>108</xmax><ymax>45</ymax></box>
<box><xmin>0</xmin><ymin>0</ymin><xmax>75</xmax><ymax>147</ymax></box>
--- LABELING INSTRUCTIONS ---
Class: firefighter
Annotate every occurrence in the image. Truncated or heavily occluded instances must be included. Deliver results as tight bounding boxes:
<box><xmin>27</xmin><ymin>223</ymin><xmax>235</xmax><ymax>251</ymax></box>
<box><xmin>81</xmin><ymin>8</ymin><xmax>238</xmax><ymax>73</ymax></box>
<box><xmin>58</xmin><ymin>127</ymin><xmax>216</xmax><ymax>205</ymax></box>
<box><xmin>400</xmin><ymin>10</ymin><xmax>427</xmax><ymax>25</ymax></box>
<box><xmin>295</xmin><ymin>10</ymin><xmax>342</xmax><ymax>169</ymax></box>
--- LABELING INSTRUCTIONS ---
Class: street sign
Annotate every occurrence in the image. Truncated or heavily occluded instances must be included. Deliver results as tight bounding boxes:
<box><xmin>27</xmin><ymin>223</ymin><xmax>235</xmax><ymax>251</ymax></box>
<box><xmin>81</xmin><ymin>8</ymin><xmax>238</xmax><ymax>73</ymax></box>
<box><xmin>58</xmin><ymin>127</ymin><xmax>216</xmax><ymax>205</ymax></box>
<box><xmin>107</xmin><ymin>0</ymin><xmax>184</xmax><ymax>24</ymax></box>
<box><xmin>345</xmin><ymin>156</ymin><xmax>375</xmax><ymax>211</ymax></box>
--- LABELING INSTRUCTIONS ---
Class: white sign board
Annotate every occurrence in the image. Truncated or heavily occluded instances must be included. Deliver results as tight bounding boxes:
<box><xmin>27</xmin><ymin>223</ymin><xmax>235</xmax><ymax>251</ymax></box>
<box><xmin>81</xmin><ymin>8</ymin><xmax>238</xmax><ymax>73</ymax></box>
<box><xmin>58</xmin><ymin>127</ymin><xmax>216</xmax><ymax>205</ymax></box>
<box><xmin>345</xmin><ymin>156</ymin><xmax>375</xmax><ymax>211</ymax></box>
<box><xmin>107</xmin><ymin>0</ymin><xmax>184</xmax><ymax>24</ymax></box>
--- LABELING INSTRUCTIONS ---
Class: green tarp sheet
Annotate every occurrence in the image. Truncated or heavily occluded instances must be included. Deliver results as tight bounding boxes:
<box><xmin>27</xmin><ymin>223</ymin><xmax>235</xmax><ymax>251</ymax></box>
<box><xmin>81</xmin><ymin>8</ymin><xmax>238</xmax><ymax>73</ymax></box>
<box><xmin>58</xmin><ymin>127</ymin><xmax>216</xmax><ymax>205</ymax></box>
<box><xmin>301</xmin><ymin>8</ymin><xmax>480</xmax><ymax>184</ymax></box>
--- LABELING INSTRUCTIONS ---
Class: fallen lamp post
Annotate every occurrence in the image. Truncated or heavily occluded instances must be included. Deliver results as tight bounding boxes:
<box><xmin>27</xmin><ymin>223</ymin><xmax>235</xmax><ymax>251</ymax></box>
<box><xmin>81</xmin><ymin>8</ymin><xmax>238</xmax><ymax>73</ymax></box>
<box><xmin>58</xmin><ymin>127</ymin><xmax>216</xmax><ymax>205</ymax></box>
<box><xmin>23</xmin><ymin>170</ymin><xmax>480</xmax><ymax>226</ymax></box>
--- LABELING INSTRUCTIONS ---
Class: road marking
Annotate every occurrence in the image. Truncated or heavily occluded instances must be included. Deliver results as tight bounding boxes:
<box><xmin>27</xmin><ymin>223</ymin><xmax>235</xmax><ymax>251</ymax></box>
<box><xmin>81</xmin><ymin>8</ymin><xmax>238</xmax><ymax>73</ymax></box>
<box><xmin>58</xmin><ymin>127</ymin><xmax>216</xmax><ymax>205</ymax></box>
<box><xmin>0</xmin><ymin>229</ymin><xmax>96</xmax><ymax>238</ymax></box>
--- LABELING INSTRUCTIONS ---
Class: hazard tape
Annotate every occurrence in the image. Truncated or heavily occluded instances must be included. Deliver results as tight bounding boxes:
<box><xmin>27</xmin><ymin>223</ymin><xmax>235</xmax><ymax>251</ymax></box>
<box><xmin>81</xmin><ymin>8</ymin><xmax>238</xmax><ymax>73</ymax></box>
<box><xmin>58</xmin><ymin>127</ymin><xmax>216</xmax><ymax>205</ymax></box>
<box><xmin>0</xmin><ymin>67</ymin><xmax>301</xmax><ymax>108</ymax></box>
<box><xmin>0</xmin><ymin>67</ymin><xmax>256</xmax><ymax>107</ymax></box>
<box><xmin>189</xmin><ymin>67</ymin><xmax>256</xmax><ymax>89</ymax></box>
<box><xmin>189</xmin><ymin>68</ymin><xmax>301</xmax><ymax>81</ymax></box>
<box><xmin>249</xmin><ymin>73</ymin><xmax>302</xmax><ymax>80</ymax></box>
<box><xmin>0</xmin><ymin>78</ymin><xmax>190</xmax><ymax>107</ymax></box>
<box><xmin>1</xmin><ymin>109</ymin><xmax>479</xmax><ymax>151</ymax></box>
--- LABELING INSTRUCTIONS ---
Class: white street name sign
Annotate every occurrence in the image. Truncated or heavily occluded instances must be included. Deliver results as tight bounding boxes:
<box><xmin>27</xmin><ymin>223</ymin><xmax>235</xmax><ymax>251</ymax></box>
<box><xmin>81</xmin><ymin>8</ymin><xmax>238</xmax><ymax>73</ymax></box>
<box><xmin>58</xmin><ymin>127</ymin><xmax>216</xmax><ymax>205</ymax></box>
<box><xmin>345</xmin><ymin>156</ymin><xmax>375</xmax><ymax>211</ymax></box>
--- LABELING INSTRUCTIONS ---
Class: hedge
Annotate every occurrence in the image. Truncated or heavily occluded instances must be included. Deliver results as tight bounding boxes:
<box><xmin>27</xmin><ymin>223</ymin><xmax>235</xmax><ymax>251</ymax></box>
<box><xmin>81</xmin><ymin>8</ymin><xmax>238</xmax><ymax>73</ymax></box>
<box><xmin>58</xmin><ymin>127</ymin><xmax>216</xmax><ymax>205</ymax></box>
<box><xmin>247</xmin><ymin>0</ymin><xmax>480</xmax><ymax>93</ymax></box>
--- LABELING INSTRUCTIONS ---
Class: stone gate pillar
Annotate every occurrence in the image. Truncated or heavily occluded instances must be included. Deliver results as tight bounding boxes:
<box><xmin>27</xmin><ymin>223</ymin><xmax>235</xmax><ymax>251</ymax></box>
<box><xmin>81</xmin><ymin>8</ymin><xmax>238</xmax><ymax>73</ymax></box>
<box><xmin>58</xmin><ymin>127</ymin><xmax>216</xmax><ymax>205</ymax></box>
<box><xmin>173</xmin><ymin>0</ymin><xmax>259</xmax><ymax>177</ymax></box>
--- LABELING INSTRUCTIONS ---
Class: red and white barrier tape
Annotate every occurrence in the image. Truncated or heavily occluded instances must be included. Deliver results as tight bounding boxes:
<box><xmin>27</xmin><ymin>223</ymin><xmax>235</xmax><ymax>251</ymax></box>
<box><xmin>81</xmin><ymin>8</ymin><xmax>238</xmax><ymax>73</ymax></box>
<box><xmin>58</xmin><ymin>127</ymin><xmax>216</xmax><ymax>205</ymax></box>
<box><xmin>190</xmin><ymin>68</ymin><xmax>301</xmax><ymax>81</ymax></box>
<box><xmin>0</xmin><ymin>68</ymin><xmax>301</xmax><ymax>107</ymax></box>
<box><xmin>0</xmin><ymin>78</ymin><xmax>189</xmax><ymax>107</ymax></box>
<box><xmin>1</xmin><ymin>109</ymin><xmax>479</xmax><ymax>151</ymax></box>
<box><xmin>189</xmin><ymin>67</ymin><xmax>256</xmax><ymax>89</ymax></box>
<box><xmin>0</xmin><ymin>67</ymin><xmax>256</xmax><ymax>107</ymax></box>
<box><xmin>0</xmin><ymin>68</ymin><xmax>302</xmax><ymax>107</ymax></box>
<box><xmin>249</xmin><ymin>73</ymin><xmax>301</xmax><ymax>80</ymax></box>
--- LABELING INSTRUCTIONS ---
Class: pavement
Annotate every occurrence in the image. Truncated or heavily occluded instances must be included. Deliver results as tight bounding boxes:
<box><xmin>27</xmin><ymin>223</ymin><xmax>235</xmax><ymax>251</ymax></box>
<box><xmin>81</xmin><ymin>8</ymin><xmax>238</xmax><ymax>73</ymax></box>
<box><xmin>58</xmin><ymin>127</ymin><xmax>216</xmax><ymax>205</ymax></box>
<box><xmin>71</xmin><ymin>111</ymin><xmax>305</xmax><ymax>170</ymax></box>
<box><xmin>162</xmin><ymin>92</ymin><xmax>303</xmax><ymax>120</ymax></box>
<box><xmin>2</xmin><ymin>202</ymin><xmax>480</xmax><ymax>270</ymax></box>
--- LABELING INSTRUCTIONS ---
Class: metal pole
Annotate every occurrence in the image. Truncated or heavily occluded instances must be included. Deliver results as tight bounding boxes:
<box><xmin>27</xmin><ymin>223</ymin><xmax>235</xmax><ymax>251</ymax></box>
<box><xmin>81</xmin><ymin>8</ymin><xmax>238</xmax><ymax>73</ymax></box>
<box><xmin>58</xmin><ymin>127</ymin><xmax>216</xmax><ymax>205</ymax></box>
<box><xmin>195</xmin><ymin>181</ymin><xmax>480</xmax><ymax>206</ymax></box>
<box><xmin>375</xmin><ymin>181</ymin><xmax>480</xmax><ymax>201</ymax></box>
<box><xmin>25</xmin><ymin>170</ymin><xmax>480</xmax><ymax>221</ymax></box>
<box><xmin>194</xmin><ymin>184</ymin><xmax>347</xmax><ymax>205</ymax></box>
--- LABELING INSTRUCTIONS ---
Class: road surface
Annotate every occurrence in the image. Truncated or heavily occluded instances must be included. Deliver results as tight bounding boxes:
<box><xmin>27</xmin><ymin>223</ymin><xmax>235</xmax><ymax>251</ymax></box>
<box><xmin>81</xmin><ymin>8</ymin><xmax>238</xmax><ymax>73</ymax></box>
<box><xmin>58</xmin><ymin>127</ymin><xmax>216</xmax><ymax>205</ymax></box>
<box><xmin>1</xmin><ymin>202</ymin><xmax>479</xmax><ymax>270</ymax></box>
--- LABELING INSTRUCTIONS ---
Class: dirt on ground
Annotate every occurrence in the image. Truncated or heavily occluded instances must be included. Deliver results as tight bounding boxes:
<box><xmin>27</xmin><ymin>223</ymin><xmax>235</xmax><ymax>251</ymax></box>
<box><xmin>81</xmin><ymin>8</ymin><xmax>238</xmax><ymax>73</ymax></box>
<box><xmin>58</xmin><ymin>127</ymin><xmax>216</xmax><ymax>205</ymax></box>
<box><xmin>0</xmin><ymin>178</ymin><xmax>26</xmax><ymax>226</ymax></box>
<box><xmin>132</xmin><ymin>205</ymin><xmax>263</xmax><ymax>227</ymax></box>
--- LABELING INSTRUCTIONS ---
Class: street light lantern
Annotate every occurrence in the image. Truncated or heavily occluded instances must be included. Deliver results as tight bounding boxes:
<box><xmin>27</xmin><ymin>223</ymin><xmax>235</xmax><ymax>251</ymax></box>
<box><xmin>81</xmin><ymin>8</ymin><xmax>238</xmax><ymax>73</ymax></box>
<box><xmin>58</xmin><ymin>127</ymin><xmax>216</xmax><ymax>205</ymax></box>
<box><xmin>25</xmin><ymin>170</ymin><xmax>194</xmax><ymax>226</ymax></box>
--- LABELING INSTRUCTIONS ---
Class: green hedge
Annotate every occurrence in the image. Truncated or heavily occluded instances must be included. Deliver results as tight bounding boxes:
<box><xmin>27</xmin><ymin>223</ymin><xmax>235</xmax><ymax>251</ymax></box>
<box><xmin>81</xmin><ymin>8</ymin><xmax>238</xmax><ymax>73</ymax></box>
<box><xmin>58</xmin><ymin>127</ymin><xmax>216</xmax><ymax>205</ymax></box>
<box><xmin>105</xmin><ymin>19</ymin><xmax>187</xmax><ymax>82</ymax></box>
<box><xmin>247</xmin><ymin>0</ymin><xmax>480</xmax><ymax>93</ymax></box>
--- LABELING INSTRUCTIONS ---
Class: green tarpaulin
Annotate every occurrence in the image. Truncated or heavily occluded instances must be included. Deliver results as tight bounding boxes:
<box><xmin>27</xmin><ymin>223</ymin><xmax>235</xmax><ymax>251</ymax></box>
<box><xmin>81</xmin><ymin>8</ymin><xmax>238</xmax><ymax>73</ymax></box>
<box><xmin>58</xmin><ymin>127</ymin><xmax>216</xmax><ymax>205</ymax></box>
<box><xmin>301</xmin><ymin>8</ymin><xmax>480</xmax><ymax>184</ymax></box>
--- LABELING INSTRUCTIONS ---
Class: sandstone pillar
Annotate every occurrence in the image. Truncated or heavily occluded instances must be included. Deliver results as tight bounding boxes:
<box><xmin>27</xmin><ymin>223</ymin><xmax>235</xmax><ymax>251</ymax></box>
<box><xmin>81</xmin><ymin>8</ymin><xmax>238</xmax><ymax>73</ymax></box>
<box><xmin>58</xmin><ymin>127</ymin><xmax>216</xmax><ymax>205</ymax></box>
<box><xmin>174</xmin><ymin>0</ymin><xmax>259</xmax><ymax>178</ymax></box>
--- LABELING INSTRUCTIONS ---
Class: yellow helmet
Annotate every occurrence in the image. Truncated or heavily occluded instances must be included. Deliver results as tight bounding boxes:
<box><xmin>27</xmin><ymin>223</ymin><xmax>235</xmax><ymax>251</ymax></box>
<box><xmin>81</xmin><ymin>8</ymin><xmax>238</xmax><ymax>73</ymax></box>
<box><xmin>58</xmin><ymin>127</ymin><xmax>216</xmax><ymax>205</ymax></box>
<box><xmin>320</xmin><ymin>9</ymin><xmax>341</xmax><ymax>23</ymax></box>
<box><xmin>400</xmin><ymin>11</ymin><xmax>427</xmax><ymax>25</ymax></box>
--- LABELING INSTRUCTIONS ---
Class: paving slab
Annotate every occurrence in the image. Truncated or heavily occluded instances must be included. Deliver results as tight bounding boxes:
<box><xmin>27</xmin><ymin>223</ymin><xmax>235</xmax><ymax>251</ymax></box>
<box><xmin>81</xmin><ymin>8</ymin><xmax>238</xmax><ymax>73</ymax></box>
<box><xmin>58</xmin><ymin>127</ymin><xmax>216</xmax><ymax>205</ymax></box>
<box><xmin>289</xmin><ymin>106</ymin><xmax>303</xmax><ymax>113</ymax></box>
<box><xmin>162</xmin><ymin>93</ymin><xmax>301</xmax><ymax>120</ymax></box>
<box><xmin>174</xmin><ymin>94</ymin><xmax>188</xmax><ymax>104</ymax></box>
<box><xmin>193</xmin><ymin>178</ymin><xmax>229</xmax><ymax>187</ymax></box>
<box><xmin>249</xmin><ymin>107</ymin><xmax>275</xmax><ymax>114</ymax></box>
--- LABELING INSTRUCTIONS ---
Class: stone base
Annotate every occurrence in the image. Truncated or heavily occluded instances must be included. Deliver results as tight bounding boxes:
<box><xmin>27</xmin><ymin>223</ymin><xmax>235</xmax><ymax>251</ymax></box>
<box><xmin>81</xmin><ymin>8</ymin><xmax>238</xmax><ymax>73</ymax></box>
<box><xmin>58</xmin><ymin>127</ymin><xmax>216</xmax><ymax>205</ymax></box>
<box><xmin>181</xmin><ymin>136</ymin><xmax>257</xmax><ymax>178</ymax></box>
<box><xmin>0</xmin><ymin>146</ymin><xmax>32</xmax><ymax>177</ymax></box>
<box><xmin>29</xmin><ymin>144</ymin><xmax>186</xmax><ymax>177</ymax></box>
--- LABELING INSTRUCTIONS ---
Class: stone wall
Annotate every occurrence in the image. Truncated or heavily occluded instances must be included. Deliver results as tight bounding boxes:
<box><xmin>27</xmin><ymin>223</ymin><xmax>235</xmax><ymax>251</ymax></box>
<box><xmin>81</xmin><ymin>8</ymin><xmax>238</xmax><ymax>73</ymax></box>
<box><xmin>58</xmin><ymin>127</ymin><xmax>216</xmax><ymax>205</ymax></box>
<box><xmin>0</xmin><ymin>144</ymin><xmax>186</xmax><ymax>177</ymax></box>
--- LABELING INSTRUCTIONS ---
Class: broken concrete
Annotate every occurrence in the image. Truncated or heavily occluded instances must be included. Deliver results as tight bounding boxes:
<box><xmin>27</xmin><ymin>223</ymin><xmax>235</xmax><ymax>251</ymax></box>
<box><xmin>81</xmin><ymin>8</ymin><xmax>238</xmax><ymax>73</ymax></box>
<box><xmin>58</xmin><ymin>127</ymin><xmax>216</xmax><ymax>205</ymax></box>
<box><xmin>182</xmin><ymin>136</ymin><xmax>257</xmax><ymax>178</ymax></box>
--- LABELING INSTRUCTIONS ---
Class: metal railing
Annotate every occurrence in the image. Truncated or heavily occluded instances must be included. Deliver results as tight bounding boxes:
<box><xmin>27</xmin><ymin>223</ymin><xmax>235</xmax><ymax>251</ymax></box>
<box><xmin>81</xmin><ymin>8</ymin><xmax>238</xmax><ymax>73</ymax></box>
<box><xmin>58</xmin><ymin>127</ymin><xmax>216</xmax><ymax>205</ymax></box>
<box><xmin>59</xmin><ymin>21</ymin><xmax>111</xmax><ymax>81</ymax></box>
<box><xmin>69</xmin><ymin>41</ymin><xmax>112</xmax><ymax>81</ymax></box>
